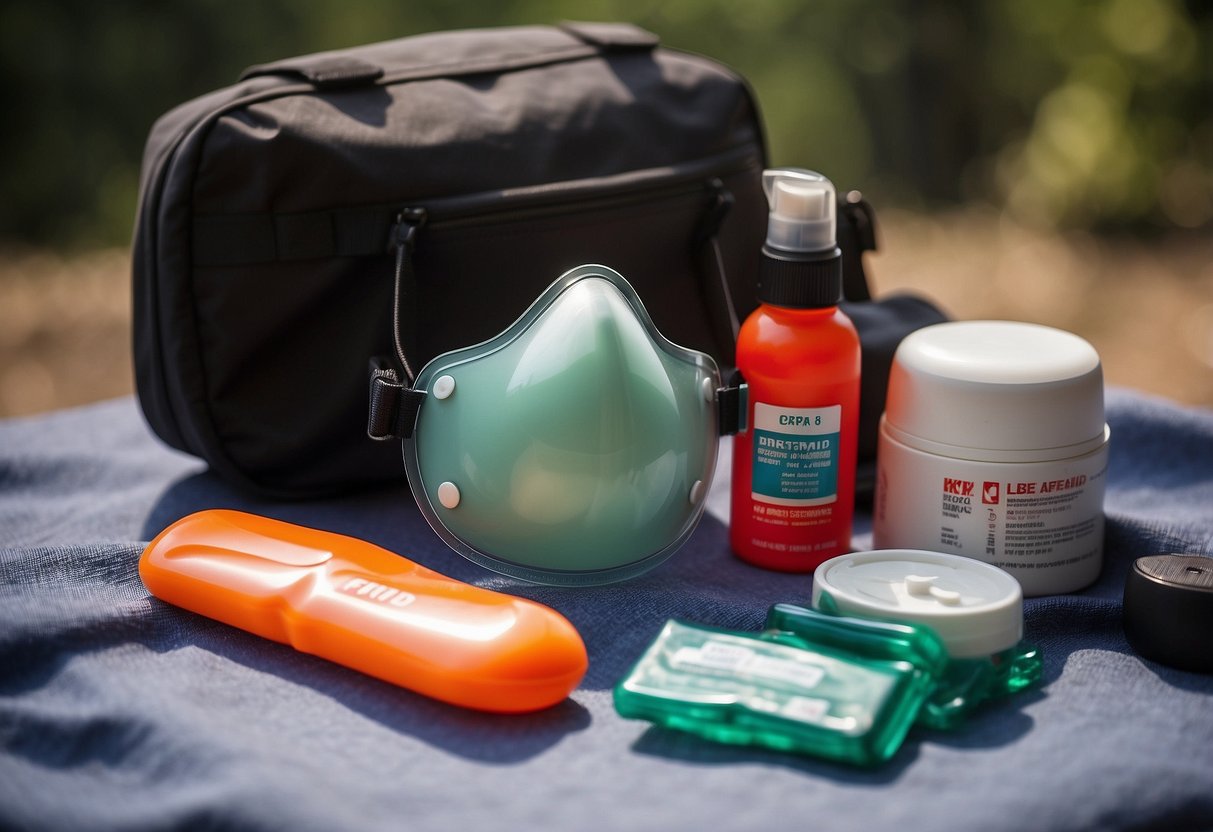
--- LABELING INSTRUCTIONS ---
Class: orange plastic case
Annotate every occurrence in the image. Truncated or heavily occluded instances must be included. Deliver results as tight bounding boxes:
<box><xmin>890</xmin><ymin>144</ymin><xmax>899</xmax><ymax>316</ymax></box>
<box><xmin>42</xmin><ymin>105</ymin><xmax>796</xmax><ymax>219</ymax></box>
<box><xmin>139</xmin><ymin>510</ymin><xmax>588</xmax><ymax>713</ymax></box>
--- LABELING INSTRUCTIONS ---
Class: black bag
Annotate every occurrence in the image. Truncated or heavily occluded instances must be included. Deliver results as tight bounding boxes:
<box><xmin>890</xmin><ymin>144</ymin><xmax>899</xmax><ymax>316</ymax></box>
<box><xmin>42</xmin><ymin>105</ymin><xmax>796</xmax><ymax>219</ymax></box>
<box><xmin>132</xmin><ymin>21</ymin><xmax>942</xmax><ymax>498</ymax></box>
<box><xmin>133</xmin><ymin>22</ymin><xmax>769</xmax><ymax>496</ymax></box>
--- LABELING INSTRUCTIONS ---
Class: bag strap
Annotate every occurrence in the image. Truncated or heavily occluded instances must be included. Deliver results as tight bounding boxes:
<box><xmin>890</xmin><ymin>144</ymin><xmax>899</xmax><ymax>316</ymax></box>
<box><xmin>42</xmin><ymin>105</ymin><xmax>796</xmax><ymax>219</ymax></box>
<box><xmin>837</xmin><ymin>191</ymin><xmax>879</xmax><ymax>302</ymax></box>
<box><xmin>694</xmin><ymin>179</ymin><xmax>741</xmax><ymax>367</ymax></box>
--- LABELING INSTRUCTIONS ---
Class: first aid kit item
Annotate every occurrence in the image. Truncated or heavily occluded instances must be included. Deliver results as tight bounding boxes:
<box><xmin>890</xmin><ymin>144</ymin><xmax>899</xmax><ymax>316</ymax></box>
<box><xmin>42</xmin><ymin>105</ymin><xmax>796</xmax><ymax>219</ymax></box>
<box><xmin>811</xmin><ymin>549</ymin><xmax>1042</xmax><ymax>728</ymax></box>
<box><xmin>731</xmin><ymin>169</ymin><xmax>861</xmax><ymax>571</ymax></box>
<box><xmin>402</xmin><ymin>265</ymin><xmax>723</xmax><ymax>585</ymax></box>
<box><xmin>613</xmin><ymin>608</ymin><xmax>946</xmax><ymax>766</ymax></box>
<box><xmin>1123</xmin><ymin>554</ymin><xmax>1213</xmax><ymax>674</ymax></box>
<box><xmin>139</xmin><ymin>510</ymin><xmax>588</xmax><ymax>712</ymax></box>
<box><xmin>873</xmin><ymin>320</ymin><xmax>1110</xmax><ymax>596</ymax></box>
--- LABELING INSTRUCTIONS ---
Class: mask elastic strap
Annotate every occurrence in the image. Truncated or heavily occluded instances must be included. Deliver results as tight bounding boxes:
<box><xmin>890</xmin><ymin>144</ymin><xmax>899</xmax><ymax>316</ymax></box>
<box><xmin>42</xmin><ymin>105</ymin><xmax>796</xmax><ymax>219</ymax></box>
<box><xmin>390</xmin><ymin>207</ymin><xmax>428</xmax><ymax>384</ymax></box>
<box><xmin>368</xmin><ymin>208</ymin><xmax>429</xmax><ymax>441</ymax></box>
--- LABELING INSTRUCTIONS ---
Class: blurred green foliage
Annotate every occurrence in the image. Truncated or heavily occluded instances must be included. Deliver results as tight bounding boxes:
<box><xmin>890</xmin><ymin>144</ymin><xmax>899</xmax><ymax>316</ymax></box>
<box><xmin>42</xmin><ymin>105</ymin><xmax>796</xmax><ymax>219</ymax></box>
<box><xmin>1</xmin><ymin>0</ymin><xmax>1209</xmax><ymax>248</ymax></box>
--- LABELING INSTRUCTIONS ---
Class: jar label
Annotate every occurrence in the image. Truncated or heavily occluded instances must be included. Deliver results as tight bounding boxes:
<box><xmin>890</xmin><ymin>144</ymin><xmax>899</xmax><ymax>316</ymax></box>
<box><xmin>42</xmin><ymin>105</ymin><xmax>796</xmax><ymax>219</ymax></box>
<box><xmin>751</xmin><ymin>403</ymin><xmax>840</xmax><ymax>506</ymax></box>
<box><xmin>873</xmin><ymin>433</ymin><xmax>1109</xmax><ymax>596</ymax></box>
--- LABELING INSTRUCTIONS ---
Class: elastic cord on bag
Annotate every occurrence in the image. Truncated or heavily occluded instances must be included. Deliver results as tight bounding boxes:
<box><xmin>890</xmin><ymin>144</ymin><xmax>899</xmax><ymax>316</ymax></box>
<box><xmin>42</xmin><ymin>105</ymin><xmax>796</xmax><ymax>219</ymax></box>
<box><xmin>391</xmin><ymin>208</ymin><xmax>428</xmax><ymax>385</ymax></box>
<box><xmin>367</xmin><ymin>208</ymin><xmax>429</xmax><ymax>441</ymax></box>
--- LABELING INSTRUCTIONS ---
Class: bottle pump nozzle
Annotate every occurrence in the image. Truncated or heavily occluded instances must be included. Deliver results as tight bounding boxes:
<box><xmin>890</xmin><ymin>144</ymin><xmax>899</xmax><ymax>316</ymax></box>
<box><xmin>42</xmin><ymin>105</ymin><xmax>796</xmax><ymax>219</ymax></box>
<box><xmin>763</xmin><ymin>169</ymin><xmax>837</xmax><ymax>253</ymax></box>
<box><xmin>758</xmin><ymin>168</ymin><xmax>843</xmax><ymax>308</ymax></box>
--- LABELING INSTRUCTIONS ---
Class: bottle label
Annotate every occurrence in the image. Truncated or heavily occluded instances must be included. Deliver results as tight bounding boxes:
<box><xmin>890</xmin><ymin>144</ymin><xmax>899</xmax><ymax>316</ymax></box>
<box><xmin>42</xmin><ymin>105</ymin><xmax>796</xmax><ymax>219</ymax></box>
<box><xmin>751</xmin><ymin>403</ymin><xmax>840</xmax><ymax>506</ymax></box>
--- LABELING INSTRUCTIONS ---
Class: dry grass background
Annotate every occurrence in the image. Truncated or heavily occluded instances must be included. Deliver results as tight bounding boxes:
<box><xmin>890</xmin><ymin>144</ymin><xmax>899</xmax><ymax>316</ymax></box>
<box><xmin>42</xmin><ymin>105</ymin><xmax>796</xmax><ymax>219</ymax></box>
<box><xmin>1</xmin><ymin>210</ymin><xmax>1210</xmax><ymax>419</ymax></box>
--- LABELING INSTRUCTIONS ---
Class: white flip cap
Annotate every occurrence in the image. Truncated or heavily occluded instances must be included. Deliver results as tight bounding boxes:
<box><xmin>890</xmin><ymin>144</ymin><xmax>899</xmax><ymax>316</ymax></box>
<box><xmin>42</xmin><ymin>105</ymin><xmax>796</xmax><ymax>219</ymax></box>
<box><xmin>812</xmin><ymin>549</ymin><xmax>1023</xmax><ymax>658</ymax></box>
<box><xmin>884</xmin><ymin>320</ymin><xmax>1106</xmax><ymax>461</ymax></box>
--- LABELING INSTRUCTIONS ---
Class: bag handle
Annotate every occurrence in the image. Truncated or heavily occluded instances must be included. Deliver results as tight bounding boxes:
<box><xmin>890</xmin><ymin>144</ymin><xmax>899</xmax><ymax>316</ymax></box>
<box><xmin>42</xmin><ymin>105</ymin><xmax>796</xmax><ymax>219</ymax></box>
<box><xmin>240</xmin><ymin>24</ymin><xmax>657</xmax><ymax>90</ymax></box>
<box><xmin>556</xmin><ymin>22</ymin><xmax>661</xmax><ymax>50</ymax></box>
<box><xmin>838</xmin><ymin>191</ymin><xmax>879</xmax><ymax>302</ymax></box>
<box><xmin>240</xmin><ymin>55</ymin><xmax>384</xmax><ymax>89</ymax></box>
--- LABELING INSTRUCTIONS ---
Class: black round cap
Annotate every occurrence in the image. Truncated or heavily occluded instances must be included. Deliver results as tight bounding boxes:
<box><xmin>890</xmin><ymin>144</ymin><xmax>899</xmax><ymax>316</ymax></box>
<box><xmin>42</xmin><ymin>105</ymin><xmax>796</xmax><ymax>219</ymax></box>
<box><xmin>1123</xmin><ymin>554</ymin><xmax>1213</xmax><ymax>674</ymax></box>
<box><xmin>758</xmin><ymin>245</ymin><xmax>842</xmax><ymax>308</ymax></box>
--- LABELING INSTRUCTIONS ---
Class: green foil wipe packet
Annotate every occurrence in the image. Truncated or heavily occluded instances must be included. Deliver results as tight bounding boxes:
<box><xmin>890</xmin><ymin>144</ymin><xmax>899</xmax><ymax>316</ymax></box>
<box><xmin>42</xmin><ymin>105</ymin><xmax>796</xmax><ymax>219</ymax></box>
<box><xmin>917</xmin><ymin>642</ymin><xmax>1043</xmax><ymax>730</ymax></box>
<box><xmin>613</xmin><ymin>609</ymin><xmax>948</xmax><ymax>766</ymax></box>
<box><xmin>808</xmin><ymin>593</ymin><xmax>1043</xmax><ymax>730</ymax></box>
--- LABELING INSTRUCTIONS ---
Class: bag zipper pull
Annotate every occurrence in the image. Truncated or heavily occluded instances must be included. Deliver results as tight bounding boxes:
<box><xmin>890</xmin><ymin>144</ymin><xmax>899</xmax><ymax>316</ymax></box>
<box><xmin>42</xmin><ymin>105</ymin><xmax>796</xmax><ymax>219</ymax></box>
<box><xmin>694</xmin><ymin>178</ymin><xmax>735</xmax><ymax>247</ymax></box>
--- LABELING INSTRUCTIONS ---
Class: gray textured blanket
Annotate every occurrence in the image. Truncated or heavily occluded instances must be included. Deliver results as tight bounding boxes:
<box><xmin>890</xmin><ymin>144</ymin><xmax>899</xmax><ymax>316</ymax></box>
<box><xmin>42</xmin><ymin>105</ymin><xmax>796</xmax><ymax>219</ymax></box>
<box><xmin>2</xmin><ymin>391</ymin><xmax>1211</xmax><ymax>831</ymax></box>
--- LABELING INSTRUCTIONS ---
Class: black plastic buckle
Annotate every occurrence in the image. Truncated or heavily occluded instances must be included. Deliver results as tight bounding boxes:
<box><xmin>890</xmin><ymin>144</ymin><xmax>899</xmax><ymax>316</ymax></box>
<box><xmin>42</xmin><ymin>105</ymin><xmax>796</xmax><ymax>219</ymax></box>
<box><xmin>367</xmin><ymin>359</ymin><xmax>426</xmax><ymax>441</ymax></box>
<box><xmin>716</xmin><ymin>370</ymin><xmax>748</xmax><ymax>436</ymax></box>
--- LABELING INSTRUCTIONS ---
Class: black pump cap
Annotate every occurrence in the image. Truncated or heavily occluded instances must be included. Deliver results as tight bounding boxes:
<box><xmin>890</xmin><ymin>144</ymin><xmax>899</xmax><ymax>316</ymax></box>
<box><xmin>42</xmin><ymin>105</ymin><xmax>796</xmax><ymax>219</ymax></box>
<box><xmin>758</xmin><ymin>244</ymin><xmax>843</xmax><ymax>308</ymax></box>
<box><xmin>1123</xmin><ymin>554</ymin><xmax>1213</xmax><ymax>674</ymax></box>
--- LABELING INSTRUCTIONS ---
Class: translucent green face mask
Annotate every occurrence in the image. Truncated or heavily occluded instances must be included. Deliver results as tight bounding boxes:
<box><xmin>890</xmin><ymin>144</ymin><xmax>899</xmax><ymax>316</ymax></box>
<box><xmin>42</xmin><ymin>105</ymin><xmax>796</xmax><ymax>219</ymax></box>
<box><xmin>403</xmin><ymin>265</ymin><xmax>721</xmax><ymax>585</ymax></box>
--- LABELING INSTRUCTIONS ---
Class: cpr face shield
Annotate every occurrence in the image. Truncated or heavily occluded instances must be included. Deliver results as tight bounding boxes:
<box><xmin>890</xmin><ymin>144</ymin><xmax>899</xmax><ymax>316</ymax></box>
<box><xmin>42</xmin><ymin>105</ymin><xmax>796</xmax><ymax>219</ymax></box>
<box><xmin>404</xmin><ymin>265</ymin><xmax>723</xmax><ymax>585</ymax></box>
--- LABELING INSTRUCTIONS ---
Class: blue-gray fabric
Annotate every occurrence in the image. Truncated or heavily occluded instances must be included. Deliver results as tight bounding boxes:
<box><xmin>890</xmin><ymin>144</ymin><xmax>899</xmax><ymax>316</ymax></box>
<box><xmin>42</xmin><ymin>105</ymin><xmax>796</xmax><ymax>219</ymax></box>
<box><xmin>1</xmin><ymin>391</ymin><xmax>1211</xmax><ymax>831</ymax></box>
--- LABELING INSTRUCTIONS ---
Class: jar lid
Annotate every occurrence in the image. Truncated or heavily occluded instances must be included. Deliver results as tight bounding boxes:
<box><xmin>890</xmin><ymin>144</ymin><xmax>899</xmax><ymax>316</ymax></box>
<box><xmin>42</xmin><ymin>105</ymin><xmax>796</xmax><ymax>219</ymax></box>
<box><xmin>885</xmin><ymin>321</ymin><xmax>1105</xmax><ymax>458</ymax></box>
<box><xmin>812</xmin><ymin>549</ymin><xmax>1023</xmax><ymax>658</ymax></box>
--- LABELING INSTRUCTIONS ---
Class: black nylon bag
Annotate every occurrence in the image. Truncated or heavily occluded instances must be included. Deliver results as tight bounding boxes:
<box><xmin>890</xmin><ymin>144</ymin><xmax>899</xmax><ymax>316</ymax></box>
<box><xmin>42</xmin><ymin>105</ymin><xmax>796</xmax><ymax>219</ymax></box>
<box><xmin>132</xmin><ymin>22</ymin><xmax>769</xmax><ymax>497</ymax></box>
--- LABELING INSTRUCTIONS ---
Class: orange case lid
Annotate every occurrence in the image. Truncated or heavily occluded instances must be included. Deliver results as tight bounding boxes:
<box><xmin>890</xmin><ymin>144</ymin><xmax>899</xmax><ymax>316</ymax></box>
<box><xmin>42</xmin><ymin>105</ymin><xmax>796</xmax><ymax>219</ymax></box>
<box><xmin>139</xmin><ymin>510</ymin><xmax>587</xmax><ymax>713</ymax></box>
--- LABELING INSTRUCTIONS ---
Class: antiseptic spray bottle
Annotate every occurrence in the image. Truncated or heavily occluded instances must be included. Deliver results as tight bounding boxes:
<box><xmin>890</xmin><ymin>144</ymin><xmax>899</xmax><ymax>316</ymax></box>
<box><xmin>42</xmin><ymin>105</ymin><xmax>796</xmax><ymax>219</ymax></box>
<box><xmin>730</xmin><ymin>169</ymin><xmax>861</xmax><ymax>571</ymax></box>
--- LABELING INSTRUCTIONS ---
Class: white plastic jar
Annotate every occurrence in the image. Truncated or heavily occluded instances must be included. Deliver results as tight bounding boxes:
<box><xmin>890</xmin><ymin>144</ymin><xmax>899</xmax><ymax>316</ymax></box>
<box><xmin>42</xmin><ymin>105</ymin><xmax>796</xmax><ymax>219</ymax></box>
<box><xmin>872</xmin><ymin>321</ymin><xmax>1110</xmax><ymax>596</ymax></box>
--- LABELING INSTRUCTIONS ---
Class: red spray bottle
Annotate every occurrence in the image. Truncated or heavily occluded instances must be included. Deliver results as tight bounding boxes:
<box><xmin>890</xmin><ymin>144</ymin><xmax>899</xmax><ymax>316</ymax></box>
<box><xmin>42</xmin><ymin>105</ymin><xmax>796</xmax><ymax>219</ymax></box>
<box><xmin>730</xmin><ymin>169</ymin><xmax>860</xmax><ymax>571</ymax></box>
